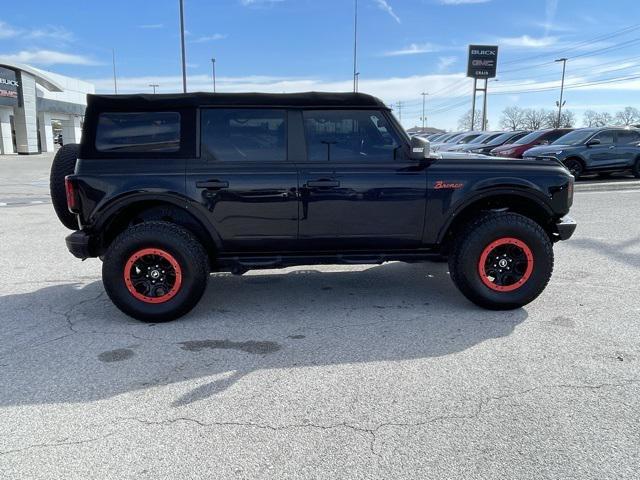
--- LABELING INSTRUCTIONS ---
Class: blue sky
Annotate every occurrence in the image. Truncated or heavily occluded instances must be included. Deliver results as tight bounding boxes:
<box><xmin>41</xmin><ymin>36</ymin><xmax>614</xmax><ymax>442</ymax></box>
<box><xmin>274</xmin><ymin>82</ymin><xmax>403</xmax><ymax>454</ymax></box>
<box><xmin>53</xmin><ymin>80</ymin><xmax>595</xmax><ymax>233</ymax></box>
<box><xmin>1</xmin><ymin>0</ymin><xmax>639</xmax><ymax>129</ymax></box>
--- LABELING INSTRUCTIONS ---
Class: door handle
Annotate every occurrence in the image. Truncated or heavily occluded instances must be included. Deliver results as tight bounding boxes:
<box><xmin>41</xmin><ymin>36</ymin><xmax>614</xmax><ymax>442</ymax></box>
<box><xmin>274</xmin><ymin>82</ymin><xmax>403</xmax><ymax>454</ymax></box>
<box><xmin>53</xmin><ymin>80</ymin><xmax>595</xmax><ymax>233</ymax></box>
<box><xmin>196</xmin><ymin>180</ymin><xmax>229</xmax><ymax>190</ymax></box>
<box><xmin>306</xmin><ymin>179</ymin><xmax>340</xmax><ymax>188</ymax></box>
<box><xmin>609</xmin><ymin>145</ymin><xmax>616</xmax><ymax>149</ymax></box>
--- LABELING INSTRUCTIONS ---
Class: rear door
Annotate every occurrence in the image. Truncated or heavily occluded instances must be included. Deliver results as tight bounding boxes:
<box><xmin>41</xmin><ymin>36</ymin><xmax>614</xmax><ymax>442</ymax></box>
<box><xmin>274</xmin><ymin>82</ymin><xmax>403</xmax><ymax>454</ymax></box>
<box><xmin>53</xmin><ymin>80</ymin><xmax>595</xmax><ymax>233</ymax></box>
<box><xmin>615</xmin><ymin>129</ymin><xmax>640</xmax><ymax>167</ymax></box>
<box><xmin>297</xmin><ymin>109</ymin><xmax>427</xmax><ymax>251</ymax></box>
<box><xmin>187</xmin><ymin>108</ymin><xmax>298</xmax><ymax>252</ymax></box>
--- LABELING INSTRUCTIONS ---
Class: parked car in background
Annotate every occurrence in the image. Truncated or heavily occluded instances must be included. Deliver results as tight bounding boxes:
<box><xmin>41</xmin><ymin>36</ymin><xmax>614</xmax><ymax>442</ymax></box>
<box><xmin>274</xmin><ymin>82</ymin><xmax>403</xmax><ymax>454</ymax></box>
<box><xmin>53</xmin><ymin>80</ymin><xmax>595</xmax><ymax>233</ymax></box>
<box><xmin>432</xmin><ymin>131</ymin><xmax>484</xmax><ymax>152</ymax></box>
<box><xmin>490</xmin><ymin>128</ymin><xmax>573</xmax><ymax>158</ymax></box>
<box><xmin>444</xmin><ymin>132</ymin><xmax>504</xmax><ymax>152</ymax></box>
<box><xmin>459</xmin><ymin>130</ymin><xmax>531</xmax><ymax>155</ymax></box>
<box><xmin>523</xmin><ymin>127</ymin><xmax>640</xmax><ymax>179</ymax></box>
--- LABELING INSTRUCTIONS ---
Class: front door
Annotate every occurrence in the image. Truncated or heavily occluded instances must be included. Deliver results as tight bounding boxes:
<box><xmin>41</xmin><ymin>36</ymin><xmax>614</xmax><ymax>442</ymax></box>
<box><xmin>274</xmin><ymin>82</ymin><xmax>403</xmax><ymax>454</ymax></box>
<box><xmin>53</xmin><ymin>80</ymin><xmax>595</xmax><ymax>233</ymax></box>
<box><xmin>297</xmin><ymin>109</ymin><xmax>427</xmax><ymax>251</ymax></box>
<box><xmin>187</xmin><ymin>108</ymin><xmax>298</xmax><ymax>252</ymax></box>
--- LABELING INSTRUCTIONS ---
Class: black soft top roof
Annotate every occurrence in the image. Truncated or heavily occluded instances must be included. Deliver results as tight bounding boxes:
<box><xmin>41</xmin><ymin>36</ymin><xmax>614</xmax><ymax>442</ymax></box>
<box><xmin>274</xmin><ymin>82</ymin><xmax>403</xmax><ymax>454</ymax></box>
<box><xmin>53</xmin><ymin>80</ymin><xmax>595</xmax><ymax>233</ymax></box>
<box><xmin>87</xmin><ymin>91</ymin><xmax>389</xmax><ymax>110</ymax></box>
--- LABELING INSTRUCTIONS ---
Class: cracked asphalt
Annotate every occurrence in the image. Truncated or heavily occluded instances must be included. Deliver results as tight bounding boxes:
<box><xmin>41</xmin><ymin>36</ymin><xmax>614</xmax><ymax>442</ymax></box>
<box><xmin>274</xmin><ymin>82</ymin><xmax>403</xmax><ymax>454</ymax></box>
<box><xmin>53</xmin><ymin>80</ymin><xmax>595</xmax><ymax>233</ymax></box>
<box><xmin>1</xmin><ymin>153</ymin><xmax>639</xmax><ymax>479</ymax></box>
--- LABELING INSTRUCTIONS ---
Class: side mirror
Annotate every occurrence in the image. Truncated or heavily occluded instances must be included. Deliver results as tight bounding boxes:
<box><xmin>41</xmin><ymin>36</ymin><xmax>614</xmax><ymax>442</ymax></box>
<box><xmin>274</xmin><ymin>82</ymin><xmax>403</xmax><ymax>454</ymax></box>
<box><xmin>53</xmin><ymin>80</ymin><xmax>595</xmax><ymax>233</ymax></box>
<box><xmin>410</xmin><ymin>136</ymin><xmax>430</xmax><ymax>160</ymax></box>
<box><xmin>586</xmin><ymin>138</ymin><xmax>601</xmax><ymax>147</ymax></box>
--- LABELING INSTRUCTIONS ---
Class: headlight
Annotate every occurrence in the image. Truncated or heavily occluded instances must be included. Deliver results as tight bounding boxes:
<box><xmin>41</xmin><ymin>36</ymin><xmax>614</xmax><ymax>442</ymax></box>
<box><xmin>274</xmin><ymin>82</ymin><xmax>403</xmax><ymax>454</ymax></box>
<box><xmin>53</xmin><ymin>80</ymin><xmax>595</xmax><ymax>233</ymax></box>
<box><xmin>501</xmin><ymin>149</ymin><xmax>514</xmax><ymax>155</ymax></box>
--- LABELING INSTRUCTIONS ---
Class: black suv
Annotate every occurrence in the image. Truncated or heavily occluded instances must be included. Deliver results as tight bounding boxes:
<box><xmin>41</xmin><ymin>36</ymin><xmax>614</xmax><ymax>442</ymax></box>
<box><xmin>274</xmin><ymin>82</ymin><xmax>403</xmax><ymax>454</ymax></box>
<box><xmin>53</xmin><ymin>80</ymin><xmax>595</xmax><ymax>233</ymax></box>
<box><xmin>524</xmin><ymin>127</ymin><xmax>640</xmax><ymax>179</ymax></box>
<box><xmin>50</xmin><ymin>92</ymin><xmax>576</xmax><ymax>322</ymax></box>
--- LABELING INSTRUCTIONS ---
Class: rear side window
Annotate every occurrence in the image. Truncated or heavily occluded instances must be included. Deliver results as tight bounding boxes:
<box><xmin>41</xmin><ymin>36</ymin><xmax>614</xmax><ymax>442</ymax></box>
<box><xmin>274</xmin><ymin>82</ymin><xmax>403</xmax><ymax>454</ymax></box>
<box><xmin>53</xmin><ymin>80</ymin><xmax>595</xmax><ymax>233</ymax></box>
<box><xmin>617</xmin><ymin>130</ymin><xmax>640</xmax><ymax>144</ymax></box>
<box><xmin>201</xmin><ymin>109</ymin><xmax>286</xmax><ymax>162</ymax></box>
<box><xmin>95</xmin><ymin>112</ymin><xmax>180</xmax><ymax>152</ymax></box>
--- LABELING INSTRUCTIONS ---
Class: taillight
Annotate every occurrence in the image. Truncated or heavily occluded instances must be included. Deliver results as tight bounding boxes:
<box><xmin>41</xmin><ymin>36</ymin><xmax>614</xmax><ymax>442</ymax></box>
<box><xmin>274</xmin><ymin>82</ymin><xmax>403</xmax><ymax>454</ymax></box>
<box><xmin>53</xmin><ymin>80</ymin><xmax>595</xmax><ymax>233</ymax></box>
<box><xmin>65</xmin><ymin>176</ymin><xmax>79</xmax><ymax>213</ymax></box>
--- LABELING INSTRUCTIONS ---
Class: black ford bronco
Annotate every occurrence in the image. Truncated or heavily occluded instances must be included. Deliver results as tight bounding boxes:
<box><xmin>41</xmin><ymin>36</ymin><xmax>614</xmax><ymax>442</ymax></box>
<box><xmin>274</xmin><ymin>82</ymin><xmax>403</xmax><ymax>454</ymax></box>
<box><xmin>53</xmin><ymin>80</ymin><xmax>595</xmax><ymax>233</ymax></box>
<box><xmin>50</xmin><ymin>92</ymin><xmax>576</xmax><ymax>322</ymax></box>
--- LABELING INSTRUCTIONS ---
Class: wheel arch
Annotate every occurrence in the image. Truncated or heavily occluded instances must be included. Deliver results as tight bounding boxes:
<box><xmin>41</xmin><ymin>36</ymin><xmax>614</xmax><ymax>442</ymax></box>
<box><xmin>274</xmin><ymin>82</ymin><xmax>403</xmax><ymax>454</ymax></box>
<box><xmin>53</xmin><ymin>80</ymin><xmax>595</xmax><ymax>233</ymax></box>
<box><xmin>438</xmin><ymin>190</ymin><xmax>555</xmax><ymax>252</ymax></box>
<box><xmin>96</xmin><ymin>197</ymin><xmax>221</xmax><ymax>260</ymax></box>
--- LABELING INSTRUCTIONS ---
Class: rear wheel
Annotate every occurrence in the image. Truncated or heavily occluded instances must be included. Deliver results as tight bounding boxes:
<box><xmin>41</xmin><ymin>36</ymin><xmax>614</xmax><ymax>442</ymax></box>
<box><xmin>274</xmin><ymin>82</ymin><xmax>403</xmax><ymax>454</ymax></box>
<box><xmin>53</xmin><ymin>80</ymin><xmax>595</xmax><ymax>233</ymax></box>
<box><xmin>102</xmin><ymin>221</ymin><xmax>208</xmax><ymax>322</ymax></box>
<box><xmin>564</xmin><ymin>158</ymin><xmax>584</xmax><ymax>179</ymax></box>
<box><xmin>49</xmin><ymin>144</ymin><xmax>79</xmax><ymax>229</ymax></box>
<box><xmin>449</xmin><ymin>212</ymin><xmax>553</xmax><ymax>310</ymax></box>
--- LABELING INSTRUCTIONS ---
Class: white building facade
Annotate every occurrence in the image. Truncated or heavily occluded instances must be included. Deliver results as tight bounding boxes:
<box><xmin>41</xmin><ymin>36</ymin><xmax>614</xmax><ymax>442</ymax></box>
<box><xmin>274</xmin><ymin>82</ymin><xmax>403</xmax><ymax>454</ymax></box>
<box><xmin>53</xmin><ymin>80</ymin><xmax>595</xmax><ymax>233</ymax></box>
<box><xmin>0</xmin><ymin>62</ymin><xmax>94</xmax><ymax>155</ymax></box>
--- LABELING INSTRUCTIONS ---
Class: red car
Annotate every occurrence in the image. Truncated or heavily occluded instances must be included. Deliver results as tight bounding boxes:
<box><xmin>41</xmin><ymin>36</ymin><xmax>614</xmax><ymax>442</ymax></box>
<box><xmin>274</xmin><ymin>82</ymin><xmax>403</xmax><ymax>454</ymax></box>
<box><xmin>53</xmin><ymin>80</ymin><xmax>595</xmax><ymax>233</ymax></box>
<box><xmin>490</xmin><ymin>128</ymin><xmax>573</xmax><ymax>158</ymax></box>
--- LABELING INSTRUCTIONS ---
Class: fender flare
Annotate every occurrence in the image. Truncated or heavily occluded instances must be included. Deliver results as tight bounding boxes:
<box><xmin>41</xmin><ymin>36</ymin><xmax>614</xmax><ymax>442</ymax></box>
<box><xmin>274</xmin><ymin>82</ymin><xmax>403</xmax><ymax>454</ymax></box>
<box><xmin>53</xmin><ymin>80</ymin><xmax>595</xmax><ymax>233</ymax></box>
<box><xmin>91</xmin><ymin>192</ymin><xmax>223</xmax><ymax>249</ymax></box>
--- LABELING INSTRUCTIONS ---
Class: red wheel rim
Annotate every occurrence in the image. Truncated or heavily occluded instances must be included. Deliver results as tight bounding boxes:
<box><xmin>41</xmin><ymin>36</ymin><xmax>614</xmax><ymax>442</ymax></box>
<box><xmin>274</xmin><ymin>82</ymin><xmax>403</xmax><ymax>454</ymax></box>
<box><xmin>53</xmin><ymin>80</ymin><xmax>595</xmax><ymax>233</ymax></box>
<box><xmin>123</xmin><ymin>248</ymin><xmax>182</xmax><ymax>303</ymax></box>
<box><xmin>478</xmin><ymin>237</ymin><xmax>534</xmax><ymax>292</ymax></box>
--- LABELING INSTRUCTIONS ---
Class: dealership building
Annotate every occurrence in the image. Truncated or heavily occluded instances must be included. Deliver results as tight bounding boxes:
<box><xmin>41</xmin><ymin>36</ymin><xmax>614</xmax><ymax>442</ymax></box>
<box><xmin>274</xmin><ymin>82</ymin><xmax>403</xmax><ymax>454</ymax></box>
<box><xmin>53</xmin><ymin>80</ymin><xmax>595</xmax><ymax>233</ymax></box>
<box><xmin>0</xmin><ymin>62</ymin><xmax>94</xmax><ymax>155</ymax></box>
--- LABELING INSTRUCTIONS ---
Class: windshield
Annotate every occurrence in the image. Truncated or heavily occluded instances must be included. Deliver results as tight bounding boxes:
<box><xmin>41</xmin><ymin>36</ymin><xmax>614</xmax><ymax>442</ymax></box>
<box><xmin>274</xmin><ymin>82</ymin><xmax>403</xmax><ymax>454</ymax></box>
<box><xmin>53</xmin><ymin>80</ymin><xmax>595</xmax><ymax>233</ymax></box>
<box><xmin>479</xmin><ymin>133</ymin><xmax>503</xmax><ymax>144</ymax></box>
<box><xmin>486</xmin><ymin>132</ymin><xmax>523</xmax><ymax>146</ymax></box>
<box><xmin>551</xmin><ymin>129</ymin><xmax>597</xmax><ymax>145</ymax></box>
<box><xmin>456</xmin><ymin>133</ymin><xmax>482</xmax><ymax>144</ymax></box>
<box><xmin>514</xmin><ymin>130</ymin><xmax>549</xmax><ymax>145</ymax></box>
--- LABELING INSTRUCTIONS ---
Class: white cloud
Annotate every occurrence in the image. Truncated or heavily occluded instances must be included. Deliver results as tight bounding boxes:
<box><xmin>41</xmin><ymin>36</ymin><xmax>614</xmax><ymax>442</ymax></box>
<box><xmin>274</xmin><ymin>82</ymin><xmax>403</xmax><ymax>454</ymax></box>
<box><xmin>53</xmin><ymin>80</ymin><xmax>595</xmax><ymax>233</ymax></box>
<box><xmin>373</xmin><ymin>0</ymin><xmax>401</xmax><ymax>24</ymax></box>
<box><xmin>438</xmin><ymin>56</ymin><xmax>457</xmax><ymax>71</ymax></box>
<box><xmin>544</xmin><ymin>0</ymin><xmax>560</xmax><ymax>36</ymax></box>
<box><xmin>439</xmin><ymin>0</ymin><xmax>492</xmax><ymax>4</ymax></box>
<box><xmin>383</xmin><ymin>43</ymin><xmax>440</xmax><ymax>56</ymax></box>
<box><xmin>0</xmin><ymin>50</ymin><xmax>100</xmax><ymax>66</ymax></box>
<box><xmin>138</xmin><ymin>24</ymin><xmax>164</xmax><ymax>29</ymax></box>
<box><xmin>0</xmin><ymin>21</ymin><xmax>73</xmax><ymax>41</ymax></box>
<box><xmin>191</xmin><ymin>33</ymin><xmax>227</xmax><ymax>43</ymax></box>
<box><xmin>498</xmin><ymin>35</ymin><xmax>558</xmax><ymax>48</ymax></box>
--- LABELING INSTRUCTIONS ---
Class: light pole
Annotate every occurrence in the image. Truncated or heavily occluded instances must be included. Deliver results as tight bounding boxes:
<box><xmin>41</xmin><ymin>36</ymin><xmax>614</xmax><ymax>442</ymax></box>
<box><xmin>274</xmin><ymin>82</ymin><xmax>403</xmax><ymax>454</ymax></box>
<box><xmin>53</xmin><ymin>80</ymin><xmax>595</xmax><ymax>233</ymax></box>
<box><xmin>112</xmin><ymin>49</ymin><xmax>118</xmax><ymax>94</ymax></box>
<box><xmin>211</xmin><ymin>58</ymin><xmax>216</xmax><ymax>93</ymax></box>
<box><xmin>420</xmin><ymin>92</ymin><xmax>428</xmax><ymax>131</ymax></box>
<box><xmin>353</xmin><ymin>0</ymin><xmax>358</xmax><ymax>92</ymax></box>
<box><xmin>179</xmin><ymin>0</ymin><xmax>187</xmax><ymax>93</ymax></box>
<box><xmin>555</xmin><ymin>58</ymin><xmax>567</xmax><ymax>128</ymax></box>
<box><xmin>149</xmin><ymin>83</ymin><xmax>159</xmax><ymax>94</ymax></box>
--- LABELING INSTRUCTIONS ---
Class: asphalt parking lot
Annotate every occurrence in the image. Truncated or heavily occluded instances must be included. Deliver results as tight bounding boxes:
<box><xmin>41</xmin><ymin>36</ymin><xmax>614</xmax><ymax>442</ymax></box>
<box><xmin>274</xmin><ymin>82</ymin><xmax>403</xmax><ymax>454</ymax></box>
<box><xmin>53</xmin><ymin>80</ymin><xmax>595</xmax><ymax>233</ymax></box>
<box><xmin>1</xmin><ymin>152</ymin><xmax>639</xmax><ymax>479</ymax></box>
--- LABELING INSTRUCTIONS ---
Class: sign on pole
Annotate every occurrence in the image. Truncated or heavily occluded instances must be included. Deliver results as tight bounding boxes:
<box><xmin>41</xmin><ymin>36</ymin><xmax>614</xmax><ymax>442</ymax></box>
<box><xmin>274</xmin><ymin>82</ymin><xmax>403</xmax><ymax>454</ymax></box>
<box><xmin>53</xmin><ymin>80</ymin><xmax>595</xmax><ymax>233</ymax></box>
<box><xmin>467</xmin><ymin>45</ymin><xmax>498</xmax><ymax>79</ymax></box>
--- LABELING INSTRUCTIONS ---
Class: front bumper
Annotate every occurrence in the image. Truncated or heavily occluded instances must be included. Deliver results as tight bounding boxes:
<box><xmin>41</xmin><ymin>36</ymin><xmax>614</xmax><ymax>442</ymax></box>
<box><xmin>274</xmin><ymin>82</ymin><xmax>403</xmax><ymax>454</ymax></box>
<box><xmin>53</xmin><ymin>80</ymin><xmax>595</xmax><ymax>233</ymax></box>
<box><xmin>65</xmin><ymin>231</ymin><xmax>95</xmax><ymax>259</ymax></box>
<box><xmin>555</xmin><ymin>215</ymin><xmax>577</xmax><ymax>241</ymax></box>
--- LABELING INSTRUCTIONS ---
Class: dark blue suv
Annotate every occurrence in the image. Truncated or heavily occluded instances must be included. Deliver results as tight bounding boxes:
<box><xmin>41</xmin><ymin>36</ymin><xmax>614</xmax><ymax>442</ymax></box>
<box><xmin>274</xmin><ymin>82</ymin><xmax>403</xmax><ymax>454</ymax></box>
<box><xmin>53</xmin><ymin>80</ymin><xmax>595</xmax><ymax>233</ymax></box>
<box><xmin>523</xmin><ymin>127</ymin><xmax>640</xmax><ymax>179</ymax></box>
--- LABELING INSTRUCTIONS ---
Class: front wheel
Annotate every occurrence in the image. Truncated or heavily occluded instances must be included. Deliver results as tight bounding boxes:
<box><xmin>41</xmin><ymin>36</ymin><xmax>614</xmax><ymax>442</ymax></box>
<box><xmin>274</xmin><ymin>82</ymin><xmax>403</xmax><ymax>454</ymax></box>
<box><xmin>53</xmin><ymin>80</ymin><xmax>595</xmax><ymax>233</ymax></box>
<box><xmin>102</xmin><ymin>221</ymin><xmax>208</xmax><ymax>322</ymax></box>
<box><xmin>448</xmin><ymin>213</ymin><xmax>554</xmax><ymax>310</ymax></box>
<box><xmin>564</xmin><ymin>158</ymin><xmax>584</xmax><ymax>179</ymax></box>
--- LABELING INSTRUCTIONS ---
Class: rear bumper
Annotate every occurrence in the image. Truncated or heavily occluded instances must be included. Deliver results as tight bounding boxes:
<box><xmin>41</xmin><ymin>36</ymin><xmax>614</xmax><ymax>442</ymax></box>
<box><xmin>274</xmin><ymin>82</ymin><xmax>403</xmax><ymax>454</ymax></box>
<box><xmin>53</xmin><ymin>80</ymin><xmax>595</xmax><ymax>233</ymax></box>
<box><xmin>555</xmin><ymin>215</ymin><xmax>577</xmax><ymax>241</ymax></box>
<box><xmin>65</xmin><ymin>231</ymin><xmax>95</xmax><ymax>259</ymax></box>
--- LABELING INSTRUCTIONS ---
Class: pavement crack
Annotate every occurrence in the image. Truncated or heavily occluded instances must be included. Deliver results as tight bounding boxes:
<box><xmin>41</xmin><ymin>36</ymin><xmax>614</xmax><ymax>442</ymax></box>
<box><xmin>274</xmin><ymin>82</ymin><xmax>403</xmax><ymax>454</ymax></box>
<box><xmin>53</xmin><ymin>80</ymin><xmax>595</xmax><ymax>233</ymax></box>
<box><xmin>0</xmin><ymin>432</ymin><xmax>117</xmax><ymax>456</ymax></box>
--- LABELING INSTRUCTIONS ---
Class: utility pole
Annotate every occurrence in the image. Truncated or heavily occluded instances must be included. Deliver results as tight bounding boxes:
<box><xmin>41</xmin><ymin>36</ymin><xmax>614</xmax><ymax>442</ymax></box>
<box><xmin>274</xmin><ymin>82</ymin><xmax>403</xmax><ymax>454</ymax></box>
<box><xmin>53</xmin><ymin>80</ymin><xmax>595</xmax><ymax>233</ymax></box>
<box><xmin>352</xmin><ymin>0</ymin><xmax>358</xmax><ymax>92</ymax></box>
<box><xmin>470</xmin><ymin>78</ymin><xmax>478</xmax><ymax>130</ymax></box>
<box><xmin>481</xmin><ymin>78</ymin><xmax>488</xmax><ymax>131</ymax></box>
<box><xmin>211</xmin><ymin>58</ymin><xmax>216</xmax><ymax>92</ymax></box>
<box><xmin>395</xmin><ymin>101</ymin><xmax>403</xmax><ymax>124</ymax></box>
<box><xmin>179</xmin><ymin>0</ymin><xmax>187</xmax><ymax>93</ymax></box>
<box><xmin>420</xmin><ymin>92</ymin><xmax>428</xmax><ymax>131</ymax></box>
<box><xmin>555</xmin><ymin>58</ymin><xmax>567</xmax><ymax>128</ymax></box>
<box><xmin>149</xmin><ymin>83</ymin><xmax>159</xmax><ymax>94</ymax></box>
<box><xmin>112</xmin><ymin>49</ymin><xmax>118</xmax><ymax>94</ymax></box>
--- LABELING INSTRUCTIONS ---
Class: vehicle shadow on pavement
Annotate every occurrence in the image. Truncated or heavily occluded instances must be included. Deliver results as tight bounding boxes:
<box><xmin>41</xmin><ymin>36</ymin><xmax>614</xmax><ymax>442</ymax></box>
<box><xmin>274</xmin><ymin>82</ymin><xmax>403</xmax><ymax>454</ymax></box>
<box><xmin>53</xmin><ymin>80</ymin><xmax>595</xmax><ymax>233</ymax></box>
<box><xmin>570</xmin><ymin>236</ymin><xmax>640</xmax><ymax>269</ymax></box>
<box><xmin>0</xmin><ymin>262</ymin><xmax>528</xmax><ymax>408</ymax></box>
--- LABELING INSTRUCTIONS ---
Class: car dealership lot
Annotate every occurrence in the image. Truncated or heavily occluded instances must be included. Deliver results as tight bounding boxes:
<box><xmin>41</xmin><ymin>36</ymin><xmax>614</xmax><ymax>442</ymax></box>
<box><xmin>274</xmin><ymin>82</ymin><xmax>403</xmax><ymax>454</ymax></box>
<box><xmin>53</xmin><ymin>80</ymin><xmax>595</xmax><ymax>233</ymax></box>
<box><xmin>1</xmin><ymin>153</ymin><xmax>639</xmax><ymax>479</ymax></box>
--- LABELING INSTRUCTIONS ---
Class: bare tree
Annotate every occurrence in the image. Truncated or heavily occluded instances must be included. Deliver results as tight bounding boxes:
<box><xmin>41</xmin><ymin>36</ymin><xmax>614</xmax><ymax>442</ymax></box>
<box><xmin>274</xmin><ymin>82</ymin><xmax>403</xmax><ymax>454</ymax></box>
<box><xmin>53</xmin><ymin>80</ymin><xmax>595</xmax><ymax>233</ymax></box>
<box><xmin>499</xmin><ymin>106</ymin><xmax>526</xmax><ymax>131</ymax></box>
<box><xmin>583</xmin><ymin>110</ymin><xmax>599</xmax><ymax>127</ymax></box>
<box><xmin>457</xmin><ymin>109</ymin><xmax>483</xmax><ymax>131</ymax></box>
<box><xmin>544</xmin><ymin>109</ymin><xmax>575</xmax><ymax>128</ymax></box>
<box><xmin>523</xmin><ymin>109</ymin><xmax>548</xmax><ymax>130</ymax></box>
<box><xmin>597</xmin><ymin>112</ymin><xmax>613</xmax><ymax>126</ymax></box>
<box><xmin>614</xmin><ymin>107</ymin><xmax>640</xmax><ymax>126</ymax></box>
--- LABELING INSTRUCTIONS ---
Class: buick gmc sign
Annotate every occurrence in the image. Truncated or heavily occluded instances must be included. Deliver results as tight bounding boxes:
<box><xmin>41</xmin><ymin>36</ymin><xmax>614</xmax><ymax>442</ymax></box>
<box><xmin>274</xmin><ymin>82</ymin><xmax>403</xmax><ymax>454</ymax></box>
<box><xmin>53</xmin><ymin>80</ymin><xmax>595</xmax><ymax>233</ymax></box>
<box><xmin>0</xmin><ymin>67</ymin><xmax>19</xmax><ymax>106</ymax></box>
<box><xmin>467</xmin><ymin>45</ymin><xmax>498</xmax><ymax>79</ymax></box>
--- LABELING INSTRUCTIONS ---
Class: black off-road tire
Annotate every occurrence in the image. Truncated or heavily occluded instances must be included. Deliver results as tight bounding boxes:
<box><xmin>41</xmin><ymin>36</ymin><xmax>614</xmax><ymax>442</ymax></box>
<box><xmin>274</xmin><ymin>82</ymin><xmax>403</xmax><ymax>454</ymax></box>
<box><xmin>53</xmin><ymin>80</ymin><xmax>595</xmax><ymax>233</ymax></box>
<box><xmin>102</xmin><ymin>221</ymin><xmax>209</xmax><ymax>322</ymax></box>
<box><xmin>448</xmin><ymin>212</ymin><xmax>554</xmax><ymax>310</ymax></box>
<box><xmin>49</xmin><ymin>144</ymin><xmax>80</xmax><ymax>230</ymax></box>
<box><xmin>632</xmin><ymin>157</ymin><xmax>640</xmax><ymax>178</ymax></box>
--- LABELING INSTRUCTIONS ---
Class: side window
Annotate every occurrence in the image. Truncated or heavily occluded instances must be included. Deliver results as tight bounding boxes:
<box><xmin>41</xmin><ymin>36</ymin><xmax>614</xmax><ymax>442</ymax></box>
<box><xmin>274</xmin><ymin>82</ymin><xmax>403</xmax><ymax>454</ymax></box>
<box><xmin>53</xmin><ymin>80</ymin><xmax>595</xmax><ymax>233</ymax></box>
<box><xmin>303</xmin><ymin>110</ymin><xmax>401</xmax><ymax>162</ymax></box>
<box><xmin>617</xmin><ymin>130</ymin><xmax>640</xmax><ymax>145</ymax></box>
<box><xmin>201</xmin><ymin>109</ymin><xmax>286</xmax><ymax>162</ymax></box>
<box><xmin>95</xmin><ymin>112</ymin><xmax>180</xmax><ymax>152</ymax></box>
<box><xmin>593</xmin><ymin>130</ymin><xmax>614</xmax><ymax>145</ymax></box>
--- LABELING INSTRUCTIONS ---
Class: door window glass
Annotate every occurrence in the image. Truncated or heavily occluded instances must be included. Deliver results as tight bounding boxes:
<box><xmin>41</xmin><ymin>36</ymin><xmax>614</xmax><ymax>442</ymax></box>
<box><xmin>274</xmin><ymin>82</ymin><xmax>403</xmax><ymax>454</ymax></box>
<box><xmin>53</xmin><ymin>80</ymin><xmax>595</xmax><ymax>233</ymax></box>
<box><xmin>593</xmin><ymin>130</ymin><xmax>614</xmax><ymax>145</ymax></box>
<box><xmin>303</xmin><ymin>110</ymin><xmax>401</xmax><ymax>162</ymax></box>
<box><xmin>201</xmin><ymin>109</ymin><xmax>286</xmax><ymax>162</ymax></box>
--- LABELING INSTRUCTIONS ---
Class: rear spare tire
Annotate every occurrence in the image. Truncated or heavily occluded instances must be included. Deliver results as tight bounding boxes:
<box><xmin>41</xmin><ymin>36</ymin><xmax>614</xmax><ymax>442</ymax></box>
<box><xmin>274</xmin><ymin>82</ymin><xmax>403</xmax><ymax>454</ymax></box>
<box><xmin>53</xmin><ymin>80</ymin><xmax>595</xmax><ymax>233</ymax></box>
<box><xmin>448</xmin><ymin>212</ymin><xmax>554</xmax><ymax>310</ymax></box>
<box><xmin>50</xmin><ymin>144</ymin><xmax>80</xmax><ymax>230</ymax></box>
